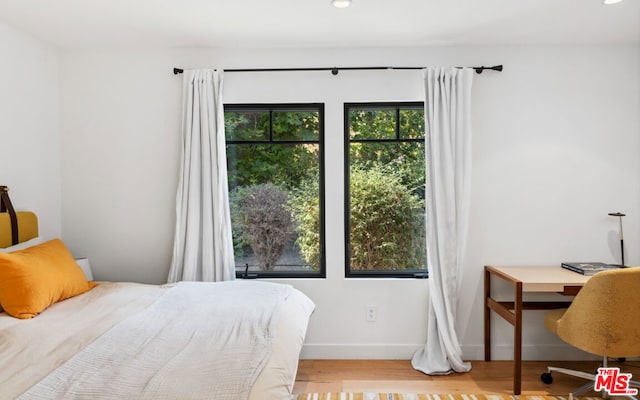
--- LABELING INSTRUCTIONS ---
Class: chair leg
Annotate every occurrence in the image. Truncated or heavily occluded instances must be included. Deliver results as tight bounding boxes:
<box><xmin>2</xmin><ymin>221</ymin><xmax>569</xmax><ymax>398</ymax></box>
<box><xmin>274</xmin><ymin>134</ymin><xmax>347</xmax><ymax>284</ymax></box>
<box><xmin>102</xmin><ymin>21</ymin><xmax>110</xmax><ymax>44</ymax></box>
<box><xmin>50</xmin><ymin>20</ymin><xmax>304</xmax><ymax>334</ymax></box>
<box><xmin>544</xmin><ymin>360</ymin><xmax>639</xmax><ymax>400</ymax></box>
<box><xmin>571</xmin><ymin>381</ymin><xmax>599</xmax><ymax>397</ymax></box>
<box><xmin>547</xmin><ymin>366</ymin><xmax>597</xmax><ymax>381</ymax></box>
<box><xmin>544</xmin><ymin>366</ymin><xmax>598</xmax><ymax>399</ymax></box>
<box><xmin>627</xmin><ymin>379</ymin><xmax>640</xmax><ymax>400</ymax></box>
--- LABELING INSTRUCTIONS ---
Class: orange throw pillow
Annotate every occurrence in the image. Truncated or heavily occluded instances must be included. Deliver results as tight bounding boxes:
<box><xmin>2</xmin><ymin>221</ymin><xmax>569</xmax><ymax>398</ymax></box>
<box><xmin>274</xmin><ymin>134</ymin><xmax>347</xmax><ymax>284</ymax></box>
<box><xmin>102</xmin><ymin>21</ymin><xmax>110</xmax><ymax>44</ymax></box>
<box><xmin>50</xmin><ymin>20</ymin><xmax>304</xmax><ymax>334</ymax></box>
<box><xmin>0</xmin><ymin>238</ymin><xmax>97</xmax><ymax>319</ymax></box>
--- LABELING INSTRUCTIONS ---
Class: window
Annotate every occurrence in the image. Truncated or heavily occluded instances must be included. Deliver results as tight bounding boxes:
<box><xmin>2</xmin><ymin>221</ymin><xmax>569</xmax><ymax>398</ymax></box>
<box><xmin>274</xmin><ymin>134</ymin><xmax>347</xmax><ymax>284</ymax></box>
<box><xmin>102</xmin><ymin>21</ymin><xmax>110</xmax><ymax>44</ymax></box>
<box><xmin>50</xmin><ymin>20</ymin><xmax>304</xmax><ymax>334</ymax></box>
<box><xmin>344</xmin><ymin>102</ymin><xmax>427</xmax><ymax>278</ymax></box>
<box><xmin>225</xmin><ymin>104</ymin><xmax>325</xmax><ymax>278</ymax></box>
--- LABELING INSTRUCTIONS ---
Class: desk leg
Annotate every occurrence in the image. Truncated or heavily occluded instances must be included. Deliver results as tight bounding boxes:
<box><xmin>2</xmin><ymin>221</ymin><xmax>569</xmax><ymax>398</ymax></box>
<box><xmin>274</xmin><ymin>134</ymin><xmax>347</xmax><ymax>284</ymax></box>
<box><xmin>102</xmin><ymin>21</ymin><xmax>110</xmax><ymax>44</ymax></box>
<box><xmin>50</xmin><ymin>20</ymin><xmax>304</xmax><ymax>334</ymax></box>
<box><xmin>484</xmin><ymin>268</ymin><xmax>491</xmax><ymax>361</ymax></box>
<box><xmin>484</xmin><ymin>265</ymin><xmax>524</xmax><ymax>395</ymax></box>
<box><xmin>513</xmin><ymin>281</ymin><xmax>523</xmax><ymax>395</ymax></box>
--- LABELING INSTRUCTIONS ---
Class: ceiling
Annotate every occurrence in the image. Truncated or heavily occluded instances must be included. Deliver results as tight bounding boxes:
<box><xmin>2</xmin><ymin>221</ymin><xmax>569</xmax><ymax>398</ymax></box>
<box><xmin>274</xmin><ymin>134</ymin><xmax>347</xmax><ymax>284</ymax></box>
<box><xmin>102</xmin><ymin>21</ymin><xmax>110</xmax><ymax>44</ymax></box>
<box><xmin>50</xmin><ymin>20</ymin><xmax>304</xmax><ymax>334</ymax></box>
<box><xmin>0</xmin><ymin>0</ymin><xmax>638</xmax><ymax>49</ymax></box>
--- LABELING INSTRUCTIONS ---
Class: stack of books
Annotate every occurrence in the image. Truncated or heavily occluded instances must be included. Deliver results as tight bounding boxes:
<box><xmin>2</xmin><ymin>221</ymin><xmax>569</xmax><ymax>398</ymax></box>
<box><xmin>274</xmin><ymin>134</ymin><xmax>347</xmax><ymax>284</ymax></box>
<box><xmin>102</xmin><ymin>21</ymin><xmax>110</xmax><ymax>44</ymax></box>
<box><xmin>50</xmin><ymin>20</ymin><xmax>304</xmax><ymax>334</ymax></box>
<box><xmin>561</xmin><ymin>262</ymin><xmax>620</xmax><ymax>276</ymax></box>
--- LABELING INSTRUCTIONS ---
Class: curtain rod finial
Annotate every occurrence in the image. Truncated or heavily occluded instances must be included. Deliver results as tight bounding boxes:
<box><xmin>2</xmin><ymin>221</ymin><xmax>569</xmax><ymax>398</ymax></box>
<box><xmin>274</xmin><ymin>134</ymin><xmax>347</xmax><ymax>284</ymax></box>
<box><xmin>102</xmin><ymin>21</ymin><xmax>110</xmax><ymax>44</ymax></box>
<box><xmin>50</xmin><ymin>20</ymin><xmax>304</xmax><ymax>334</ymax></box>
<box><xmin>473</xmin><ymin>65</ymin><xmax>503</xmax><ymax>74</ymax></box>
<box><xmin>173</xmin><ymin>68</ymin><xmax>184</xmax><ymax>75</ymax></box>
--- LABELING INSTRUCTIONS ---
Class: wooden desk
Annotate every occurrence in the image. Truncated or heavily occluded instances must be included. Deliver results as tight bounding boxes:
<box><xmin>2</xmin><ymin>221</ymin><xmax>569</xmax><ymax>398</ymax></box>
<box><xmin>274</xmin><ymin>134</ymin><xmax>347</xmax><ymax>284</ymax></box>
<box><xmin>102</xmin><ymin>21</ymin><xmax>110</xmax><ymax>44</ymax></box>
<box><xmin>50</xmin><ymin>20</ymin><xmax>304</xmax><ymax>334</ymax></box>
<box><xmin>483</xmin><ymin>265</ymin><xmax>591</xmax><ymax>395</ymax></box>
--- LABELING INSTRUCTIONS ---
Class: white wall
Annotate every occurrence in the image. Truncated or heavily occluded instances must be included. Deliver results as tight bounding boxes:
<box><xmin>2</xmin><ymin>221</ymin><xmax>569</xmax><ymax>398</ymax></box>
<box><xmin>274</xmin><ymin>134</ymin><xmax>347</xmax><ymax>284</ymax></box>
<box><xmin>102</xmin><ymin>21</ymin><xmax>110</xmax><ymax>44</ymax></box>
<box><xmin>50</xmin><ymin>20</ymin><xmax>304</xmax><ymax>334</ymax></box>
<box><xmin>60</xmin><ymin>45</ymin><xmax>640</xmax><ymax>360</ymax></box>
<box><xmin>0</xmin><ymin>22</ymin><xmax>61</xmax><ymax>240</ymax></box>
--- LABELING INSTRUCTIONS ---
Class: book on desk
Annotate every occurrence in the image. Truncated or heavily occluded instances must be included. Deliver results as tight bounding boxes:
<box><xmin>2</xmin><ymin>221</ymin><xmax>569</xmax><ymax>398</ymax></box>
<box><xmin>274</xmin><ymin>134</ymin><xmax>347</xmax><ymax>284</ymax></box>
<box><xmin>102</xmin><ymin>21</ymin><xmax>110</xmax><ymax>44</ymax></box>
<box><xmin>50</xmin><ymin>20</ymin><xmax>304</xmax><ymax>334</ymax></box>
<box><xmin>561</xmin><ymin>262</ymin><xmax>620</xmax><ymax>276</ymax></box>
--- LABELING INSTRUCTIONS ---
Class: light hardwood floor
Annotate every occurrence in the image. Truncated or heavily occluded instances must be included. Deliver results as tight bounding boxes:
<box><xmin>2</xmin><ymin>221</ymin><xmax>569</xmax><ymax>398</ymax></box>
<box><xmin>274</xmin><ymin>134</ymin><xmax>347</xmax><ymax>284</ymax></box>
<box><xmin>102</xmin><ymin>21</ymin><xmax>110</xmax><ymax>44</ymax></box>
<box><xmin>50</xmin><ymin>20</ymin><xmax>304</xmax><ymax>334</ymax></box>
<box><xmin>293</xmin><ymin>360</ymin><xmax>640</xmax><ymax>395</ymax></box>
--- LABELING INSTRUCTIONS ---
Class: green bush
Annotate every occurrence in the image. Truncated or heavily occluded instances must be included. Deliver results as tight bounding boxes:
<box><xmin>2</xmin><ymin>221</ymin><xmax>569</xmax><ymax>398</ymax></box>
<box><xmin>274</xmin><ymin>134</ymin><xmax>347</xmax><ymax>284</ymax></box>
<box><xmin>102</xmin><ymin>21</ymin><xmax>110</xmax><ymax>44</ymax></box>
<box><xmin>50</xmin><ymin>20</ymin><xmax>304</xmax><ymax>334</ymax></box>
<box><xmin>229</xmin><ymin>187</ymin><xmax>250</xmax><ymax>257</ymax></box>
<box><xmin>349</xmin><ymin>166</ymin><xmax>425</xmax><ymax>270</ymax></box>
<box><xmin>290</xmin><ymin>165</ymin><xmax>426</xmax><ymax>271</ymax></box>
<box><xmin>288</xmin><ymin>178</ymin><xmax>321</xmax><ymax>270</ymax></box>
<box><xmin>235</xmin><ymin>184</ymin><xmax>295</xmax><ymax>270</ymax></box>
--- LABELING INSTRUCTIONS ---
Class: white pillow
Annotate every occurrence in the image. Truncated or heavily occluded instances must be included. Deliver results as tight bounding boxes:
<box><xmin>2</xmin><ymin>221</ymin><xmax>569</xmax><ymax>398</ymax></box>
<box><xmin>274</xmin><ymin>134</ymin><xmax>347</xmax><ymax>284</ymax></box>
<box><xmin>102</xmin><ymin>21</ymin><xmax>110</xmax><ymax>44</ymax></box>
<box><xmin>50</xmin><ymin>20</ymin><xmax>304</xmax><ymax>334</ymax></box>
<box><xmin>0</xmin><ymin>237</ymin><xmax>44</xmax><ymax>253</ymax></box>
<box><xmin>74</xmin><ymin>258</ymin><xmax>94</xmax><ymax>281</ymax></box>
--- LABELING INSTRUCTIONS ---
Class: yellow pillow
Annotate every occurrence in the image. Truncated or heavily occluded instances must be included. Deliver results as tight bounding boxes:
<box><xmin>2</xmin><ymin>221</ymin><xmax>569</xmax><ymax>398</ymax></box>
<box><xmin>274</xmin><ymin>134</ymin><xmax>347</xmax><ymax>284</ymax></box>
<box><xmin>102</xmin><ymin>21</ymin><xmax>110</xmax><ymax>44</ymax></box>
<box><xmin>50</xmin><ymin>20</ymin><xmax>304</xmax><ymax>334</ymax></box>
<box><xmin>0</xmin><ymin>238</ymin><xmax>97</xmax><ymax>319</ymax></box>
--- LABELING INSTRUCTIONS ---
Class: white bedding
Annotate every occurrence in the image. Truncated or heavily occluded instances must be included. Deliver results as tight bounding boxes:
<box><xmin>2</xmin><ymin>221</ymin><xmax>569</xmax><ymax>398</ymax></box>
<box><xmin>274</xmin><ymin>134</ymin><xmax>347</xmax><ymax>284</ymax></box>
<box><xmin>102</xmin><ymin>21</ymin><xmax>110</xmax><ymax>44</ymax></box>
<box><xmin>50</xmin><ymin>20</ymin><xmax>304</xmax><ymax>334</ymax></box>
<box><xmin>0</xmin><ymin>280</ymin><xmax>314</xmax><ymax>400</ymax></box>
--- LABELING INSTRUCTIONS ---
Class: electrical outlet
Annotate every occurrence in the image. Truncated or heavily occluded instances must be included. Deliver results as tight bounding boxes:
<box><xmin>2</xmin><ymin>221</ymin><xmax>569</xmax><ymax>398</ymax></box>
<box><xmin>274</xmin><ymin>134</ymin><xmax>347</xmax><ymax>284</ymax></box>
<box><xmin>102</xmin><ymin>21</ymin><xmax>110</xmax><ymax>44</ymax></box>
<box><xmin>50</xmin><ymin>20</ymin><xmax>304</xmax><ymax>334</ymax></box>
<box><xmin>366</xmin><ymin>305</ymin><xmax>377</xmax><ymax>322</ymax></box>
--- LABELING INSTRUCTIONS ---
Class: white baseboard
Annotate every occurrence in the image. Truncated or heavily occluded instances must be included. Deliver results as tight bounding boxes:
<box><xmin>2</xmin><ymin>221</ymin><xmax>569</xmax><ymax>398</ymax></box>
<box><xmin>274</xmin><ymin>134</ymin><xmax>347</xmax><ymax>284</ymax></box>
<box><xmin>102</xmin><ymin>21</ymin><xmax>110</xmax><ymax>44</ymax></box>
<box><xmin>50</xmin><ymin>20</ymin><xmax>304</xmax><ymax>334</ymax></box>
<box><xmin>460</xmin><ymin>344</ymin><xmax>602</xmax><ymax>361</ymax></box>
<box><xmin>300</xmin><ymin>344</ymin><xmax>423</xmax><ymax>359</ymax></box>
<box><xmin>300</xmin><ymin>343</ymin><xmax>613</xmax><ymax>361</ymax></box>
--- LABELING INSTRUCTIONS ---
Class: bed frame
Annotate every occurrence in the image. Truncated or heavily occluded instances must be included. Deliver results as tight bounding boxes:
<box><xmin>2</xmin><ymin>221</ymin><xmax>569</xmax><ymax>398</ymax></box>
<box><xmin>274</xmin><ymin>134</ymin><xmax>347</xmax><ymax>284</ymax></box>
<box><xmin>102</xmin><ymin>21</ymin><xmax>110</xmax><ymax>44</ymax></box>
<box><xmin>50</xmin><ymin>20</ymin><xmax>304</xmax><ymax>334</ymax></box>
<box><xmin>0</xmin><ymin>186</ymin><xmax>38</xmax><ymax>248</ymax></box>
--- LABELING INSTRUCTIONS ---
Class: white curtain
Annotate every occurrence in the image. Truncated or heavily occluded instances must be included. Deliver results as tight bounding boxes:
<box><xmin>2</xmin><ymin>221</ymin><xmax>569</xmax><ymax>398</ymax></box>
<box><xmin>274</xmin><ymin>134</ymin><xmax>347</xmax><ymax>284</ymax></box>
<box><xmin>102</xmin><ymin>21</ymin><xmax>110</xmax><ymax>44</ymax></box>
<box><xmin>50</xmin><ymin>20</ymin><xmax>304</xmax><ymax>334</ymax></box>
<box><xmin>412</xmin><ymin>67</ymin><xmax>473</xmax><ymax>375</ymax></box>
<box><xmin>167</xmin><ymin>69</ymin><xmax>236</xmax><ymax>283</ymax></box>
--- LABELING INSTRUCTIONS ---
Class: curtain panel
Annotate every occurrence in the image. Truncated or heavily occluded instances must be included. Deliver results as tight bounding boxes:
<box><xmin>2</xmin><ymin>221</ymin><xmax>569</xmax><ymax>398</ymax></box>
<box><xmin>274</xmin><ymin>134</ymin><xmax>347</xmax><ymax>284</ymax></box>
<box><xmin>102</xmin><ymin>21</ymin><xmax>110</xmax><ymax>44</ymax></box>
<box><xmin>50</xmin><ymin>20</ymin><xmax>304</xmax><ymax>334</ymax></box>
<box><xmin>168</xmin><ymin>69</ymin><xmax>235</xmax><ymax>283</ymax></box>
<box><xmin>412</xmin><ymin>67</ymin><xmax>473</xmax><ymax>374</ymax></box>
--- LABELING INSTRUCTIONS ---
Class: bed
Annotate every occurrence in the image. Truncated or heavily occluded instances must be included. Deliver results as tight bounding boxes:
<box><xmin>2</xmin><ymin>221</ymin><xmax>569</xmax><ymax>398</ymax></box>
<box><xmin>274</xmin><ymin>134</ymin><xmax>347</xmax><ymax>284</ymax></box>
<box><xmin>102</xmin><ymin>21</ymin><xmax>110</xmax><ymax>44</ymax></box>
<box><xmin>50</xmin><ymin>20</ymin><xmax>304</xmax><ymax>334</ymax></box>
<box><xmin>0</xmin><ymin>212</ymin><xmax>314</xmax><ymax>400</ymax></box>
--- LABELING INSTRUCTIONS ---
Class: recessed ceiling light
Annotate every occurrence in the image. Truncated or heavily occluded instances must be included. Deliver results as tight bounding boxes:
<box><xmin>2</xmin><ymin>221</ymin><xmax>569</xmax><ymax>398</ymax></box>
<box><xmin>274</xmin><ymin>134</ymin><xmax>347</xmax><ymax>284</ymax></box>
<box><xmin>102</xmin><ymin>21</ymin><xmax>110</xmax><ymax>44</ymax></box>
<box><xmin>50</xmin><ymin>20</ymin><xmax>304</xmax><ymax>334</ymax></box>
<box><xmin>332</xmin><ymin>0</ymin><xmax>352</xmax><ymax>8</ymax></box>
<box><xmin>603</xmin><ymin>0</ymin><xmax>623</xmax><ymax>4</ymax></box>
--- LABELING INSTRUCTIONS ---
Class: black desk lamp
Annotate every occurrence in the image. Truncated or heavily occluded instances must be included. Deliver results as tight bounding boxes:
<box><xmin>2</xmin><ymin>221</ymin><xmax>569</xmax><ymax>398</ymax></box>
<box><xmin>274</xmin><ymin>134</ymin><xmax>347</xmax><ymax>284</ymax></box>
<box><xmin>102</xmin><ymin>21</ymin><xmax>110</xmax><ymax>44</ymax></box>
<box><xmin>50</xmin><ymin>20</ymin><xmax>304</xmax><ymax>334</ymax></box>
<box><xmin>608</xmin><ymin>212</ymin><xmax>626</xmax><ymax>267</ymax></box>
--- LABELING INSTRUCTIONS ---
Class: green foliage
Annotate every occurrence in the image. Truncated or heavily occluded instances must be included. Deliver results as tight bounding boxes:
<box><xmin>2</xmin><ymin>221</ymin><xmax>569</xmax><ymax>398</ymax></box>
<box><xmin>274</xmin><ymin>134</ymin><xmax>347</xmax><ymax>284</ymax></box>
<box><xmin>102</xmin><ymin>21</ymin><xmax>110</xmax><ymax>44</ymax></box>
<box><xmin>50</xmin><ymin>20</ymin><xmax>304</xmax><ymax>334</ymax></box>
<box><xmin>348</xmin><ymin>108</ymin><xmax>424</xmax><ymax>140</ymax></box>
<box><xmin>349</xmin><ymin>107</ymin><xmax>425</xmax><ymax>199</ymax></box>
<box><xmin>349</xmin><ymin>109</ymin><xmax>396</xmax><ymax>140</ymax></box>
<box><xmin>227</xmin><ymin>144</ymin><xmax>318</xmax><ymax>190</ymax></box>
<box><xmin>225</xmin><ymin>111</ymin><xmax>319</xmax><ymax>190</ymax></box>
<box><xmin>225</xmin><ymin>110</ymin><xmax>269</xmax><ymax>141</ymax></box>
<box><xmin>348</xmin><ymin>165</ymin><xmax>426</xmax><ymax>270</ymax></box>
<box><xmin>288</xmin><ymin>177</ymin><xmax>321</xmax><ymax>269</ymax></box>
<box><xmin>349</xmin><ymin>142</ymin><xmax>425</xmax><ymax>199</ymax></box>
<box><xmin>272</xmin><ymin>110</ymin><xmax>319</xmax><ymax>141</ymax></box>
<box><xmin>236</xmin><ymin>184</ymin><xmax>295</xmax><ymax>271</ymax></box>
<box><xmin>228</xmin><ymin>187</ymin><xmax>251</xmax><ymax>257</ymax></box>
<box><xmin>398</xmin><ymin>109</ymin><xmax>425</xmax><ymax>139</ymax></box>
<box><xmin>289</xmin><ymin>166</ymin><xmax>426</xmax><ymax>271</ymax></box>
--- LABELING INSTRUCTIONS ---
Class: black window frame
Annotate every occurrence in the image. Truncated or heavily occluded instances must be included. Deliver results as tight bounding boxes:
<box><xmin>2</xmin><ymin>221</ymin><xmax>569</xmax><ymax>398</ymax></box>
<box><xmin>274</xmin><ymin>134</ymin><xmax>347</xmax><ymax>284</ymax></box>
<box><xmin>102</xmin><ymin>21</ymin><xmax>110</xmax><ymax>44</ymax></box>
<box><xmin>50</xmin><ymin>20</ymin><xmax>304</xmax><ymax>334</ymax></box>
<box><xmin>344</xmin><ymin>102</ymin><xmax>428</xmax><ymax>279</ymax></box>
<box><xmin>225</xmin><ymin>103</ymin><xmax>326</xmax><ymax>279</ymax></box>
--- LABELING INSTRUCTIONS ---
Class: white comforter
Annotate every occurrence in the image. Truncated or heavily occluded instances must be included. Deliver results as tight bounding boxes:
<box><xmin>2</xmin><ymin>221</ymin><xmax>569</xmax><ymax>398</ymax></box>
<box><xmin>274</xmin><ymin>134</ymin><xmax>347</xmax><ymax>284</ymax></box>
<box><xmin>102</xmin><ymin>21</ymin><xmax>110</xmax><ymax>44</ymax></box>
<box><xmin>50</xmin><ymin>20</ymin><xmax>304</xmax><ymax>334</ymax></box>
<box><xmin>12</xmin><ymin>281</ymin><xmax>293</xmax><ymax>400</ymax></box>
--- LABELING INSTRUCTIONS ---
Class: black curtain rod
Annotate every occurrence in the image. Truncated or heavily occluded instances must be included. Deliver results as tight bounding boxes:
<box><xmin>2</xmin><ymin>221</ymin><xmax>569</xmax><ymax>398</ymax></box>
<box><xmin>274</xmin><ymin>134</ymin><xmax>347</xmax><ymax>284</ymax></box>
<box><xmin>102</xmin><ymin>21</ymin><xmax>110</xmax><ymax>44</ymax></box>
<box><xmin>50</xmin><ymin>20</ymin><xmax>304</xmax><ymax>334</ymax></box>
<box><xmin>172</xmin><ymin>65</ymin><xmax>502</xmax><ymax>76</ymax></box>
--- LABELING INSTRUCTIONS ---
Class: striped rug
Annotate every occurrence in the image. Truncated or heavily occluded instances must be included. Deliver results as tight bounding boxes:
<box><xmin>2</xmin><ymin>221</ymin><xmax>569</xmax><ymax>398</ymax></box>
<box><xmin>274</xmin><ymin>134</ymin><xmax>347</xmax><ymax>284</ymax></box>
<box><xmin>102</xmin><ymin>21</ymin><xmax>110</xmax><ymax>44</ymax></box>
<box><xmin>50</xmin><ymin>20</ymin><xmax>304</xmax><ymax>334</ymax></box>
<box><xmin>291</xmin><ymin>394</ymin><xmax>599</xmax><ymax>400</ymax></box>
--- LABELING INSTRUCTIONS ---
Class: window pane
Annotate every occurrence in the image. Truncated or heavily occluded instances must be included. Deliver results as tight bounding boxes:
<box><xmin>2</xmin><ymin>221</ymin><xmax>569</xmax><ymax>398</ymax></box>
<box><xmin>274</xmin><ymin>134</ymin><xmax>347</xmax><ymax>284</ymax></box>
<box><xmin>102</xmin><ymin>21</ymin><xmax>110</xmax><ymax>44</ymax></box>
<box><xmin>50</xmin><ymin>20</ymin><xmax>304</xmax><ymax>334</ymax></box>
<box><xmin>225</xmin><ymin>110</ymin><xmax>269</xmax><ymax>141</ymax></box>
<box><xmin>399</xmin><ymin>108</ymin><xmax>424</xmax><ymax>139</ymax></box>
<box><xmin>272</xmin><ymin>110</ymin><xmax>320</xmax><ymax>141</ymax></box>
<box><xmin>349</xmin><ymin>108</ymin><xmax>396</xmax><ymax>140</ymax></box>
<box><xmin>225</xmin><ymin>106</ymin><xmax>324</xmax><ymax>276</ymax></box>
<box><xmin>346</xmin><ymin>103</ymin><xmax>426</xmax><ymax>276</ymax></box>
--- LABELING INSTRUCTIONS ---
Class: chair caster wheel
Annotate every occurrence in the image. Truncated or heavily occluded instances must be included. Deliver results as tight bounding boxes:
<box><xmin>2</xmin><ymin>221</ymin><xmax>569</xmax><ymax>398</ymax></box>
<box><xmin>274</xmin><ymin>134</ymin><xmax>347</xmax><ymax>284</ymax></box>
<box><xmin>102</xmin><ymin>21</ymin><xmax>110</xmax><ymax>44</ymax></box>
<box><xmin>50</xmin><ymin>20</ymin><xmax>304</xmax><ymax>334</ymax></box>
<box><xmin>541</xmin><ymin>372</ymin><xmax>553</xmax><ymax>384</ymax></box>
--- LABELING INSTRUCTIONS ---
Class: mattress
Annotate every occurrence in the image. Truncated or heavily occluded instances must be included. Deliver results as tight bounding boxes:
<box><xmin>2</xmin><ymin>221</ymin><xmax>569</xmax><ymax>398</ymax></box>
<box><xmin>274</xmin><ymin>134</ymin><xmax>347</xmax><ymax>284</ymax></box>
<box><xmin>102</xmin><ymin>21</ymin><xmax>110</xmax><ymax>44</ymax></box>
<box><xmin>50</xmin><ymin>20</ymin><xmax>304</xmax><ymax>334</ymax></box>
<box><xmin>0</xmin><ymin>280</ymin><xmax>314</xmax><ymax>400</ymax></box>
